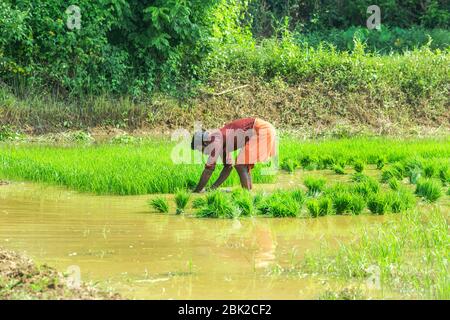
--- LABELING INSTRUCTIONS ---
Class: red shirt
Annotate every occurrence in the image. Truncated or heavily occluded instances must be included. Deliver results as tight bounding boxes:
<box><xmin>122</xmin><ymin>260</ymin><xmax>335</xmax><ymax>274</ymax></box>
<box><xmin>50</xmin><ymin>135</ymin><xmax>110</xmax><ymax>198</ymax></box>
<box><xmin>205</xmin><ymin>118</ymin><xmax>256</xmax><ymax>169</ymax></box>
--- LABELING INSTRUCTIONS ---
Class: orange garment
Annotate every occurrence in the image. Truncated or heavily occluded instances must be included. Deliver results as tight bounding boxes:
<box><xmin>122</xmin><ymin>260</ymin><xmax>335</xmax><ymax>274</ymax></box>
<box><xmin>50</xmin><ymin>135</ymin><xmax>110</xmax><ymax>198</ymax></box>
<box><xmin>236</xmin><ymin>118</ymin><xmax>276</xmax><ymax>168</ymax></box>
<box><xmin>205</xmin><ymin>118</ymin><xmax>276</xmax><ymax>170</ymax></box>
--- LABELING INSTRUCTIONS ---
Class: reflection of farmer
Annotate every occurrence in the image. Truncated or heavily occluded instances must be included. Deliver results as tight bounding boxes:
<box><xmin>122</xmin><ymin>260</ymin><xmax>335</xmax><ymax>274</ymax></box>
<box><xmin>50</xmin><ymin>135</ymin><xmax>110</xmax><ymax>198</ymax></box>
<box><xmin>191</xmin><ymin>118</ymin><xmax>276</xmax><ymax>192</ymax></box>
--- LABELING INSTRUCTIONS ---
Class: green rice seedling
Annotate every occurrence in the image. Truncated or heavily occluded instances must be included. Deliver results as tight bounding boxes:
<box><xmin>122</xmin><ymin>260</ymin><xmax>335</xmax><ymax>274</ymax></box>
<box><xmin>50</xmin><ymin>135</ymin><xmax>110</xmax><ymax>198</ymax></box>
<box><xmin>150</xmin><ymin>197</ymin><xmax>169</xmax><ymax>213</ymax></box>
<box><xmin>351</xmin><ymin>173</ymin><xmax>369</xmax><ymax>183</ymax></box>
<box><xmin>333</xmin><ymin>164</ymin><xmax>345</xmax><ymax>175</ymax></box>
<box><xmin>192</xmin><ymin>197</ymin><xmax>206</xmax><ymax>209</ymax></box>
<box><xmin>408</xmin><ymin>166</ymin><xmax>422</xmax><ymax>184</ymax></box>
<box><xmin>306</xmin><ymin>200</ymin><xmax>320</xmax><ymax>218</ymax></box>
<box><xmin>438</xmin><ymin>166</ymin><xmax>449</xmax><ymax>185</ymax></box>
<box><xmin>320</xmin><ymin>155</ymin><xmax>336</xmax><ymax>169</ymax></box>
<box><xmin>332</xmin><ymin>191</ymin><xmax>353</xmax><ymax>215</ymax></box>
<box><xmin>353</xmin><ymin>177</ymin><xmax>380</xmax><ymax>197</ymax></box>
<box><xmin>290</xmin><ymin>189</ymin><xmax>306</xmax><ymax>205</ymax></box>
<box><xmin>232</xmin><ymin>189</ymin><xmax>255</xmax><ymax>217</ymax></box>
<box><xmin>353</xmin><ymin>160</ymin><xmax>365</xmax><ymax>173</ymax></box>
<box><xmin>300</xmin><ymin>155</ymin><xmax>315</xmax><ymax>168</ymax></box>
<box><xmin>392</xmin><ymin>162</ymin><xmax>406</xmax><ymax>178</ymax></box>
<box><xmin>388</xmin><ymin>178</ymin><xmax>400</xmax><ymax>191</ymax></box>
<box><xmin>447</xmin><ymin>187</ymin><xmax>450</xmax><ymax>196</ymax></box>
<box><xmin>280</xmin><ymin>158</ymin><xmax>298</xmax><ymax>173</ymax></box>
<box><xmin>367</xmin><ymin>193</ymin><xmax>390</xmax><ymax>215</ymax></box>
<box><xmin>415</xmin><ymin>179</ymin><xmax>442</xmax><ymax>202</ymax></box>
<box><xmin>376</xmin><ymin>156</ymin><xmax>387</xmax><ymax>170</ymax></box>
<box><xmin>252</xmin><ymin>192</ymin><xmax>265</xmax><ymax>207</ymax></box>
<box><xmin>258</xmin><ymin>191</ymin><xmax>301</xmax><ymax>217</ymax></box>
<box><xmin>381</xmin><ymin>166</ymin><xmax>403</xmax><ymax>183</ymax></box>
<box><xmin>175</xmin><ymin>189</ymin><xmax>190</xmax><ymax>214</ymax></box>
<box><xmin>318</xmin><ymin>197</ymin><xmax>334</xmax><ymax>216</ymax></box>
<box><xmin>350</xmin><ymin>195</ymin><xmax>365</xmax><ymax>215</ymax></box>
<box><xmin>196</xmin><ymin>191</ymin><xmax>239</xmax><ymax>219</ymax></box>
<box><xmin>303</xmin><ymin>176</ymin><xmax>326</xmax><ymax>196</ymax></box>
<box><xmin>423</xmin><ymin>164</ymin><xmax>437</xmax><ymax>178</ymax></box>
<box><xmin>388</xmin><ymin>188</ymin><xmax>416</xmax><ymax>213</ymax></box>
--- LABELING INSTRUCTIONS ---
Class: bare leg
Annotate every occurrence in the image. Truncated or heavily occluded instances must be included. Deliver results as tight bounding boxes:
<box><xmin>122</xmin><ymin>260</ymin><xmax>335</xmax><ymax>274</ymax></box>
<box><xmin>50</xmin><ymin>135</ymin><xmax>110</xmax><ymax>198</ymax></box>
<box><xmin>235</xmin><ymin>165</ymin><xmax>252</xmax><ymax>190</ymax></box>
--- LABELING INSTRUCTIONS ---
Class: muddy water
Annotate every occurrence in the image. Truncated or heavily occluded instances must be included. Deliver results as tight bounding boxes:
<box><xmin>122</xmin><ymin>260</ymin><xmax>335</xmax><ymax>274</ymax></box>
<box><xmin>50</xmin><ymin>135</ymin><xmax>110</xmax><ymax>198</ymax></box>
<box><xmin>0</xmin><ymin>181</ymin><xmax>386</xmax><ymax>299</ymax></box>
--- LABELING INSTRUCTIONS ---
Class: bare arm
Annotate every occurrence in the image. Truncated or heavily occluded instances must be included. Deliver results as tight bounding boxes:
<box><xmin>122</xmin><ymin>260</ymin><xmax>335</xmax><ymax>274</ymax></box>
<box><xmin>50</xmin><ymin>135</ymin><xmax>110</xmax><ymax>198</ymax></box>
<box><xmin>194</xmin><ymin>167</ymin><xmax>214</xmax><ymax>193</ymax></box>
<box><xmin>211</xmin><ymin>165</ymin><xmax>233</xmax><ymax>190</ymax></box>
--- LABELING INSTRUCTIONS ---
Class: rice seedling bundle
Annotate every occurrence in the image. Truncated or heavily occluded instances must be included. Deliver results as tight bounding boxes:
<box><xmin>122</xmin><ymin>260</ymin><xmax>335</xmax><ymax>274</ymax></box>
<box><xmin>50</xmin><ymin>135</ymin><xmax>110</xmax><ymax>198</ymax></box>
<box><xmin>149</xmin><ymin>197</ymin><xmax>169</xmax><ymax>213</ymax></box>
<box><xmin>303</xmin><ymin>176</ymin><xmax>326</xmax><ymax>196</ymax></box>
<box><xmin>196</xmin><ymin>191</ymin><xmax>239</xmax><ymax>219</ymax></box>
<box><xmin>353</xmin><ymin>160</ymin><xmax>365</xmax><ymax>173</ymax></box>
<box><xmin>415</xmin><ymin>179</ymin><xmax>442</xmax><ymax>202</ymax></box>
<box><xmin>175</xmin><ymin>189</ymin><xmax>191</xmax><ymax>214</ymax></box>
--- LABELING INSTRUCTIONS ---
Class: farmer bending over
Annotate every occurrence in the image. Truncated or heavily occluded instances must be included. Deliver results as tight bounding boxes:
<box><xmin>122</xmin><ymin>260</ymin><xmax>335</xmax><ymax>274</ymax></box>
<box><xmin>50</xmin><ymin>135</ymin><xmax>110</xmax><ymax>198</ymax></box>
<box><xmin>191</xmin><ymin>118</ymin><xmax>276</xmax><ymax>192</ymax></box>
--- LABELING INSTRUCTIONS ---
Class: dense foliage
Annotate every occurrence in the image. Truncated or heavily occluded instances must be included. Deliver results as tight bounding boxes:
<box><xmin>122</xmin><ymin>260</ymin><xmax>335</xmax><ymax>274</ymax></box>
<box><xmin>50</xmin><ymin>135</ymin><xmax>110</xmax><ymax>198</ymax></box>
<box><xmin>249</xmin><ymin>0</ymin><xmax>450</xmax><ymax>36</ymax></box>
<box><xmin>0</xmin><ymin>0</ymin><xmax>448</xmax><ymax>99</ymax></box>
<box><xmin>0</xmin><ymin>0</ymin><xmax>245</xmax><ymax>96</ymax></box>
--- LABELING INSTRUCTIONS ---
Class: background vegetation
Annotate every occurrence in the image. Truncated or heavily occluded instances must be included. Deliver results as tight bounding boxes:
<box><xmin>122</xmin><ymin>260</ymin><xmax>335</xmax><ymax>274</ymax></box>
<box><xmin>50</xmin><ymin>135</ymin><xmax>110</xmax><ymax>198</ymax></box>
<box><xmin>0</xmin><ymin>1</ymin><xmax>449</xmax><ymax>132</ymax></box>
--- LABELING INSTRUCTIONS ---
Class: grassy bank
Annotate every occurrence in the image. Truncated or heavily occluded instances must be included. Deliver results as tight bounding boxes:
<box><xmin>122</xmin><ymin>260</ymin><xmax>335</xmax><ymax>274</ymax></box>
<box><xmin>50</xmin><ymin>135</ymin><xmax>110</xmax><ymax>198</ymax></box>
<box><xmin>1</xmin><ymin>43</ymin><xmax>449</xmax><ymax>134</ymax></box>
<box><xmin>0</xmin><ymin>248</ymin><xmax>119</xmax><ymax>300</ymax></box>
<box><xmin>0</xmin><ymin>136</ymin><xmax>448</xmax><ymax>196</ymax></box>
<box><xmin>303</xmin><ymin>208</ymin><xmax>449</xmax><ymax>299</ymax></box>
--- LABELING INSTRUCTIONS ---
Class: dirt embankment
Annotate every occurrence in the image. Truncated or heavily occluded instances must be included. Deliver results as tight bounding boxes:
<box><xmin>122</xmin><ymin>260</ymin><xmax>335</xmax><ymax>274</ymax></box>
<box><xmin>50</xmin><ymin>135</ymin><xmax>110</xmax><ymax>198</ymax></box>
<box><xmin>2</xmin><ymin>79</ymin><xmax>449</xmax><ymax>136</ymax></box>
<box><xmin>0</xmin><ymin>248</ymin><xmax>120</xmax><ymax>300</ymax></box>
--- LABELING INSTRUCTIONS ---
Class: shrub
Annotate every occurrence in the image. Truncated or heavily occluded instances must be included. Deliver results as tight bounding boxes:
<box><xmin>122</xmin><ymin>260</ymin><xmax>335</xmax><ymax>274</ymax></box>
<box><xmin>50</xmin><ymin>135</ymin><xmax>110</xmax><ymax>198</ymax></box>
<box><xmin>150</xmin><ymin>197</ymin><xmax>169</xmax><ymax>213</ymax></box>
<box><xmin>415</xmin><ymin>179</ymin><xmax>442</xmax><ymax>202</ymax></box>
<box><xmin>304</xmin><ymin>176</ymin><xmax>326</xmax><ymax>196</ymax></box>
<box><xmin>196</xmin><ymin>191</ymin><xmax>239</xmax><ymax>219</ymax></box>
<box><xmin>175</xmin><ymin>189</ymin><xmax>190</xmax><ymax>214</ymax></box>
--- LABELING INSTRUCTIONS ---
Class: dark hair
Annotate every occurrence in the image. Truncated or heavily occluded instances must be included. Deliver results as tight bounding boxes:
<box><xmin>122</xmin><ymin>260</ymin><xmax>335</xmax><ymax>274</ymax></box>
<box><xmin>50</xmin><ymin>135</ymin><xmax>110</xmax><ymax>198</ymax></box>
<box><xmin>191</xmin><ymin>130</ymin><xmax>206</xmax><ymax>150</ymax></box>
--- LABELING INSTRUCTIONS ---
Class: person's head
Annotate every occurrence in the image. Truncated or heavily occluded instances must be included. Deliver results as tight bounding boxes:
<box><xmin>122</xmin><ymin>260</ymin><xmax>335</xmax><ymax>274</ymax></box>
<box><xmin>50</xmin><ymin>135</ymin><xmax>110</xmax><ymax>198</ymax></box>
<box><xmin>191</xmin><ymin>130</ymin><xmax>209</xmax><ymax>152</ymax></box>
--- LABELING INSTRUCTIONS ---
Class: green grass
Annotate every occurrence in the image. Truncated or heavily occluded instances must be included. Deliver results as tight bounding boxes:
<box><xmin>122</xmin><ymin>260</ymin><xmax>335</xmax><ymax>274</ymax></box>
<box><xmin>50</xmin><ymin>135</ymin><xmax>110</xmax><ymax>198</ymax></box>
<box><xmin>0</xmin><ymin>140</ymin><xmax>274</xmax><ymax>195</ymax></box>
<box><xmin>149</xmin><ymin>197</ymin><xmax>169</xmax><ymax>213</ymax></box>
<box><xmin>303</xmin><ymin>208</ymin><xmax>449</xmax><ymax>299</ymax></box>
